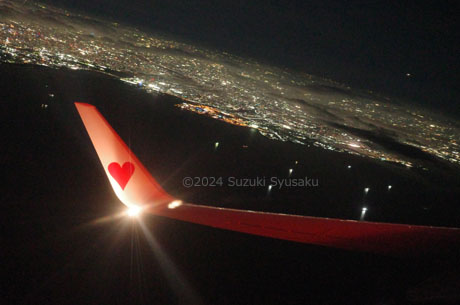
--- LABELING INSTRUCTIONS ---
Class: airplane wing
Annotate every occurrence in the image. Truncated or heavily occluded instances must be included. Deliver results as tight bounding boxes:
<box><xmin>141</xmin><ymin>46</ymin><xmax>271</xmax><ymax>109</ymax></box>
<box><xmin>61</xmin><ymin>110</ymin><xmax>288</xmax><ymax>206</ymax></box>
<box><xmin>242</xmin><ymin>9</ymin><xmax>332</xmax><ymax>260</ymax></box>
<box><xmin>74</xmin><ymin>102</ymin><xmax>460</xmax><ymax>256</ymax></box>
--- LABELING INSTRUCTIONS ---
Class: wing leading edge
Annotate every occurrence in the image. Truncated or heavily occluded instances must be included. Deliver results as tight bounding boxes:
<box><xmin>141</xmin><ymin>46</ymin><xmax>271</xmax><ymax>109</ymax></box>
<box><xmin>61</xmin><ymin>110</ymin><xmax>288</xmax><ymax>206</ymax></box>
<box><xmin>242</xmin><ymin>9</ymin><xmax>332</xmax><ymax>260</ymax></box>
<box><xmin>74</xmin><ymin>102</ymin><xmax>460</xmax><ymax>256</ymax></box>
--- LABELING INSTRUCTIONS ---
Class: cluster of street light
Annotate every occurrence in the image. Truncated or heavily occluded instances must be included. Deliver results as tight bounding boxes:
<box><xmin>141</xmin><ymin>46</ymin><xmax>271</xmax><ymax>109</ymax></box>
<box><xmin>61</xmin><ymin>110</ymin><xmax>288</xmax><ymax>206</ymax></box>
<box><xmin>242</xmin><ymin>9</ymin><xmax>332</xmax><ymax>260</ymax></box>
<box><xmin>1</xmin><ymin>0</ymin><xmax>459</xmax><ymax>170</ymax></box>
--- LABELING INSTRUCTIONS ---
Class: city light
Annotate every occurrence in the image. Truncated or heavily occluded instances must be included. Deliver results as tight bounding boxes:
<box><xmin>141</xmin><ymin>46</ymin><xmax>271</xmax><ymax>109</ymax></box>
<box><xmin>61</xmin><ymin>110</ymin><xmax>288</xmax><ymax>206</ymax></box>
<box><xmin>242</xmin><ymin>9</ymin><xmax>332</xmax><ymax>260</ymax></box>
<box><xmin>1</xmin><ymin>3</ymin><xmax>459</xmax><ymax>170</ymax></box>
<box><xmin>360</xmin><ymin>207</ymin><xmax>368</xmax><ymax>220</ymax></box>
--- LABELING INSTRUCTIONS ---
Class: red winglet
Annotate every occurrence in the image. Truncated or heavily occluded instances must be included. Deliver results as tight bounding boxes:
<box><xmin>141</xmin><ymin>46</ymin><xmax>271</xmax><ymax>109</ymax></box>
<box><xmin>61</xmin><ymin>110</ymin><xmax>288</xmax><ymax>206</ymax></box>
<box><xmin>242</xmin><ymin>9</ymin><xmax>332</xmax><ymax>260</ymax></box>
<box><xmin>75</xmin><ymin>102</ymin><xmax>173</xmax><ymax>207</ymax></box>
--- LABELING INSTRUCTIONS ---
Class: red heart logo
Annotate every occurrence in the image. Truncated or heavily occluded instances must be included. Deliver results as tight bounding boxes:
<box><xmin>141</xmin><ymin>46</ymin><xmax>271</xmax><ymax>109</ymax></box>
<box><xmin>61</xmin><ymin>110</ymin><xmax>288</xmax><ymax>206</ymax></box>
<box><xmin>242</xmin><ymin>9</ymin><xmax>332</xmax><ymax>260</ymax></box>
<box><xmin>108</xmin><ymin>162</ymin><xmax>135</xmax><ymax>190</ymax></box>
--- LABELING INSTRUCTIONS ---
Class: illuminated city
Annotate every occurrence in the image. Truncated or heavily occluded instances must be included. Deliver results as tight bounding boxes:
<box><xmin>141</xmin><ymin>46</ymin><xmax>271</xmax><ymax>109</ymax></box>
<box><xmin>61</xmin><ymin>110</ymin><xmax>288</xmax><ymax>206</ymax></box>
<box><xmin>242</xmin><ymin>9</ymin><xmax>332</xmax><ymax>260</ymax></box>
<box><xmin>1</xmin><ymin>0</ymin><xmax>459</xmax><ymax>168</ymax></box>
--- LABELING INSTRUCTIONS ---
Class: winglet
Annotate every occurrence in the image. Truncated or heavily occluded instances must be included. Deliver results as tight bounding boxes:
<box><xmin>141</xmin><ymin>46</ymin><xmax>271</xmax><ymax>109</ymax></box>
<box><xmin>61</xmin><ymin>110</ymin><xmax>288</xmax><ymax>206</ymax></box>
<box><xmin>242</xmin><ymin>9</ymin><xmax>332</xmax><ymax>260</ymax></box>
<box><xmin>74</xmin><ymin>102</ymin><xmax>173</xmax><ymax>207</ymax></box>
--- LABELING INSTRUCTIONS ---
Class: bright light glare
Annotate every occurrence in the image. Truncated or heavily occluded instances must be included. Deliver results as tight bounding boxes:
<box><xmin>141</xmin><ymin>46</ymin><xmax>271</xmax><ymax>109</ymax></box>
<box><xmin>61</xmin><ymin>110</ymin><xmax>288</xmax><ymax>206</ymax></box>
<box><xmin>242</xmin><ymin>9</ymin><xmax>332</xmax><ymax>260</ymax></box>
<box><xmin>126</xmin><ymin>205</ymin><xmax>142</xmax><ymax>217</ymax></box>
<box><xmin>168</xmin><ymin>200</ymin><xmax>183</xmax><ymax>209</ymax></box>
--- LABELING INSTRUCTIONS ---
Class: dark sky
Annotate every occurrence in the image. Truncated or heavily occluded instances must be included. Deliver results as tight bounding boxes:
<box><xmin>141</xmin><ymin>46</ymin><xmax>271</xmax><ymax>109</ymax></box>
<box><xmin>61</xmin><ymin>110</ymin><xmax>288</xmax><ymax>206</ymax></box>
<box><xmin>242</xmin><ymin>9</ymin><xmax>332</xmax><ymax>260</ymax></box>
<box><xmin>40</xmin><ymin>0</ymin><xmax>459</xmax><ymax>116</ymax></box>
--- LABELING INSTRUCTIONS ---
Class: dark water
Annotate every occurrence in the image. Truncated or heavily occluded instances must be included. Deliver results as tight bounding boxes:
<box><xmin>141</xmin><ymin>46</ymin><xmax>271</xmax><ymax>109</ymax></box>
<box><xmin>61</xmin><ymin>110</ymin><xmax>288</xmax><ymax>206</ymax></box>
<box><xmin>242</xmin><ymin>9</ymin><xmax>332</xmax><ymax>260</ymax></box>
<box><xmin>1</xmin><ymin>63</ymin><xmax>459</xmax><ymax>304</ymax></box>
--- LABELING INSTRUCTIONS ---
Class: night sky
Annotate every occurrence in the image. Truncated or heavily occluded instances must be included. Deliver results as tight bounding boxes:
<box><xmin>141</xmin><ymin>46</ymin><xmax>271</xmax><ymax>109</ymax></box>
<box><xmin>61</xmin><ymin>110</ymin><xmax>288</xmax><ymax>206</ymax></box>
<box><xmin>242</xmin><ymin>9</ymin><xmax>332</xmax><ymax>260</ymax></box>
<box><xmin>39</xmin><ymin>0</ymin><xmax>460</xmax><ymax>116</ymax></box>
